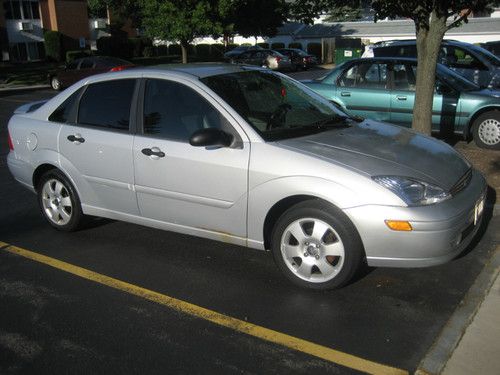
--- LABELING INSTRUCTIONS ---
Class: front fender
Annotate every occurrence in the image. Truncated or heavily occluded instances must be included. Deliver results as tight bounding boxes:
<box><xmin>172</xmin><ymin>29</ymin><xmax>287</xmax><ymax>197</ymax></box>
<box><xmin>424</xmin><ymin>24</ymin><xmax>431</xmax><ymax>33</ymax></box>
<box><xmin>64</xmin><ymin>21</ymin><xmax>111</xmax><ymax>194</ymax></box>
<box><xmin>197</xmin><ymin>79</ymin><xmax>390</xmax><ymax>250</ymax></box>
<box><xmin>247</xmin><ymin>175</ymin><xmax>368</xmax><ymax>247</ymax></box>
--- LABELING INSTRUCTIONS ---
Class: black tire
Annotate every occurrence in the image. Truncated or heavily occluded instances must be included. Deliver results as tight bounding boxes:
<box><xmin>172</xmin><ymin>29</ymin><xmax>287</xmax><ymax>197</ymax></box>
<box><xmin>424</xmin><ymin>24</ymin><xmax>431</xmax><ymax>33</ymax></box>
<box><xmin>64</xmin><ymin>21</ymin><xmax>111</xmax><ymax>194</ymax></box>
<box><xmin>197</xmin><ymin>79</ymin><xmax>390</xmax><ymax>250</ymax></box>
<box><xmin>37</xmin><ymin>170</ymin><xmax>84</xmax><ymax>231</ymax></box>
<box><xmin>271</xmin><ymin>199</ymin><xmax>365</xmax><ymax>290</ymax></box>
<box><xmin>50</xmin><ymin>76</ymin><xmax>62</xmax><ymax>91</ymax></box>
<box><xmin>472</xmin><ymin>111</ymin><xmax>500</xmax><ymax>150</ymax></box>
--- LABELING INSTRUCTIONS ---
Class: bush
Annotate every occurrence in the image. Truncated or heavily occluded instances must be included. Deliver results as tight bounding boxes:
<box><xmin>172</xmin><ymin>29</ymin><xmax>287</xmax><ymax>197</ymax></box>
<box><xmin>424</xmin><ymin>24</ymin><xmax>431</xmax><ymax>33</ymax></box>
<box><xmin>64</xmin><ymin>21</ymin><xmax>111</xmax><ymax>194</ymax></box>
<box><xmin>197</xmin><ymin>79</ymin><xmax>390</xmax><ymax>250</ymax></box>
<box><xmin>143</xmin><ymin>46</ymin><xmax>155</xmax><ymax>58</ymax></box>
<box><xmin>271</xmin><ymin>42</ymin><xmax>285</xmax><ymax>49</ymax></box>
<box><xmin>169</xmin><ymin>44</ymin><xmax>181</xmax><ymax>55</ymax></box>
<box><xmin>196</xmin><ymin>44</ymin><xmax>211</xmax><ymax>58</ymax></box>
<box><xmin>156</xmin><ymin>45</ymin><xmax>168</xmax><ymax>56</ymax></box>
<box><xmin>257</xmin><ymin>43</ymin><xmax>269</xmax><ymax>49</ymax></box>
<box><xmin>288</xmin><ymin>42</ymin><xmax>303</xmax><ymax>50</ymax></box>
<box><xmin>44</xmin><ymin>30</ymin><xmax>62</xmax><ymax>62</ymax></box>
<box><xmin>129</xmin><ymin>37</ymin><xmax>153</xmax><ymax>58</ymax></box>
<box><xmin>97</xmin><ymin>36</ymin><xmax>131</xmax><ymax>58</ymax></box>
<box><xmin>66</xmin><ymin>50</ymin><xmax>91</xmax><ymax>63</ymax></box>
<box><xmin>307</xmin><ymin>43</ymin><xmax>322</xmax><ymax>61</ymax></box>
<box><xmin>210</xmin><ymin>44</ymin><xmax>225</xmax><ymax>59</ymax></box>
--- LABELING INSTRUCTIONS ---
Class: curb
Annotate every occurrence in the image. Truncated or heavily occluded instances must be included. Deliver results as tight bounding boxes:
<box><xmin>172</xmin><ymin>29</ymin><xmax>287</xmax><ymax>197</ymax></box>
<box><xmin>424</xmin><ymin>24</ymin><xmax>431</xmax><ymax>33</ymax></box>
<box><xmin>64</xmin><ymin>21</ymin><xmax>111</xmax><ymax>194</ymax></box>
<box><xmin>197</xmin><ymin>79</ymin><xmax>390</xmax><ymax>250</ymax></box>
<box><xmin>416</xmin><ymin>244</ymin><xmax>500</xmax><ymax>375</ymax></box>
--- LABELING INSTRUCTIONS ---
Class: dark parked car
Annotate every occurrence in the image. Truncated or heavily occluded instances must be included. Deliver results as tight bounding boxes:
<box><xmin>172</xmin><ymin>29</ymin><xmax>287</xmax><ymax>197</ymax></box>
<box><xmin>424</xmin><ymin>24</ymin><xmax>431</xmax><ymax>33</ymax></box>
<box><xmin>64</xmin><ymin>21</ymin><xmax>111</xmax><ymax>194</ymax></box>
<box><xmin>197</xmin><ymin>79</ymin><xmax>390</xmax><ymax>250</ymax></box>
<box><xmin>223</xmin><ymin>45</ymin><xmax>263</xmax><ymax>59</ymax></box>
<box><xmin>371</xmin><ymin>39</ymin><xmax>500</xmax><ymax>89</ymax></box>
<box><xmin>48</xmin><ymin>56</ymin><xmax>135</xmax><ymax>90</ymax></box>
<box><xmin>229</xmin><ymin>49</ymin><xmax>293</xmax><ymax>71</ymax></box>
<box><xmin>480</xmin><ymin>41</ymin><xmax>500</xmax><ymax>58</ymax></box>
<box><xmin>275</xmin><ymin>48</ymin><xmax>318</xmax><ymax>70</ymax></box>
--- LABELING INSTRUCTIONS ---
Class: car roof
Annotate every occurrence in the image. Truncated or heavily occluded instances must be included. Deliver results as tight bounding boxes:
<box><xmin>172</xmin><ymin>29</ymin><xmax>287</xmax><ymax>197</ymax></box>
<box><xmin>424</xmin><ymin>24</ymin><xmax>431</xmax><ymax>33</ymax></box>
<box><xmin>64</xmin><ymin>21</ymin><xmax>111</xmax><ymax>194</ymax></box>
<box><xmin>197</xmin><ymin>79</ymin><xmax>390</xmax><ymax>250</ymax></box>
<box><xmin>347</xmin><ymin>57</ymin><xmax>418</xmax><ymax>64</ymax></box>
<box><xmin>373</xmin><ymin>39</ymin><xmax>469</xmax><ymax>48</ymax></box>
<box><xmin>144</xmin><ymin>63</ymin><xmax>265</xmax><ymax>78</ymax></box>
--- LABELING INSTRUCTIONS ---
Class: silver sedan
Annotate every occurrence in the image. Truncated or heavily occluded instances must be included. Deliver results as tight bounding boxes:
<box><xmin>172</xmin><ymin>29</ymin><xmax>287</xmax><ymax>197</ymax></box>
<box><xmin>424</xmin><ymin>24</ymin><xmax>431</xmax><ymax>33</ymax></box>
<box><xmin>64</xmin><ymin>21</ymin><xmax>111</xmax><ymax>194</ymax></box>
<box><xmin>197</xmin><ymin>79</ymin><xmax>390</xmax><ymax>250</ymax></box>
<box><xmin>7</xmin><ymin>64</ymin><xmax>486</xmax><ymax>290</ymax></box>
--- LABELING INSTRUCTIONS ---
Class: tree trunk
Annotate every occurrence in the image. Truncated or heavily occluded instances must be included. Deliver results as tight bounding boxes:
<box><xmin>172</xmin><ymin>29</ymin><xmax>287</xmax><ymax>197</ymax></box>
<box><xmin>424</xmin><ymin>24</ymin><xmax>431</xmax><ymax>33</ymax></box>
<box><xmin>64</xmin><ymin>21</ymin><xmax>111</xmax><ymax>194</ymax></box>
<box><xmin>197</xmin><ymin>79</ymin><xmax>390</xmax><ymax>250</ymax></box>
<box><xmin>412</xmin><ymin>11</ymin><xmax>447</xmax><ymax>135</ymax></box>
<box><xmin>180</xmin><ymin>41</ymin><xmax>188</xmax><ymax>64</ymax></box>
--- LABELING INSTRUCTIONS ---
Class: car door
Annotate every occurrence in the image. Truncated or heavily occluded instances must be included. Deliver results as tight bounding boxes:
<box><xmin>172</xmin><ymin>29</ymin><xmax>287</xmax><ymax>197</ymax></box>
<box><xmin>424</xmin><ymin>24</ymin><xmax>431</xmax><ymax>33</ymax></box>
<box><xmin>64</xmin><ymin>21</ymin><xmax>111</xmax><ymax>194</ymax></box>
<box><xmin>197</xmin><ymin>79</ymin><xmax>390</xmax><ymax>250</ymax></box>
<box><xmin>58</xmin><ymin>59</ymin><xmax>81</xmax><ymax>87</ymax></box>
<box><xmin>336</xmin><ymin>61</ymin><xmax>391</xmax><ymax>122</ymax></box>
<box><xmin>133</xmin><ymin>77</ymin><xmax>250</xmax><ymax>238</ymax></box>
<box><xmin>390</xmin><ymin>63</ymin><xmax>459</xmax><ymax>134</ymax></box>
<box><xmin>58</xmin><ymin>78</ymin><xmax>140</xmax><ymax>215</ymax></box>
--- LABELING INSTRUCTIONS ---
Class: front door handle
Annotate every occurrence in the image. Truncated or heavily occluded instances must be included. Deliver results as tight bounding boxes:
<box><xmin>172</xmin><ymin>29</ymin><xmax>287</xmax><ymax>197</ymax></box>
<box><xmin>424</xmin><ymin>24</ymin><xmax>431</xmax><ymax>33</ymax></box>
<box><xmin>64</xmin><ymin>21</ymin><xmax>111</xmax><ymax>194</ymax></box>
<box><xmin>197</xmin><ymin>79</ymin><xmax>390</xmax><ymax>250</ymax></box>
<box><xmin>340</xmin><ymin>91</ymin><xmax>351</xmax><ymax>97</ymax></box>
<box><xmin>396</xmin><ymin>96</ymin><xmax>407</xmax><ymax>101</ymax></box>
<box><xmin>142</xmin><ymin>147</ymin><xmax>165</xmax><ymax>158</ymax></box>
<box><xmin>67</xmin><ymin>134</ymin><xmax>85</xmax><ymax>143</ymax></box>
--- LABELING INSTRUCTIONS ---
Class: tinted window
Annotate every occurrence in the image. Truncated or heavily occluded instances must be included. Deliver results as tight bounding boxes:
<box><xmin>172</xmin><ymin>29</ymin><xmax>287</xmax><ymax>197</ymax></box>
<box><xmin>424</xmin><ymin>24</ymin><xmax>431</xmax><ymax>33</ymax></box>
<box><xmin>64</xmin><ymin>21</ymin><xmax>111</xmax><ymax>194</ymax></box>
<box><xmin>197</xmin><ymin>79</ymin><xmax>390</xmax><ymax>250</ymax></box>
<box><xmin>143</xmin><ymin>79</ymin><xmax>230</xmax><ymax>142</ymax></box>
<box><xmin>78</xmin><ymin>79</ymin><xmax>136</xmax><ymax>130</ymax></box>
<box><xmin>49</xmin><ymin>88</ymin><xmax>83</xmax><ymax>123</ymax></box>
<box><xmin>339</xmin><ymin>63</ymin><xmax>387</xmax><ymax>88</ymax></box>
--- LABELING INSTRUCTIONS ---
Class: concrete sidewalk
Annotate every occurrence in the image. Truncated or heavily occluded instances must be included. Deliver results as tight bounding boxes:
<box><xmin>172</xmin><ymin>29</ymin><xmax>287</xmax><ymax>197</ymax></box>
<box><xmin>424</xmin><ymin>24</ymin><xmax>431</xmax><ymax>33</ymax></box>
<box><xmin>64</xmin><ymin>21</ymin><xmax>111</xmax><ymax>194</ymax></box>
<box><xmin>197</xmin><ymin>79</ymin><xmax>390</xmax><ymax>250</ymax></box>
<box><xmin>442</xmin><ymin>268</ymin><xmax>500</xmax><ymax>375</ymax></box>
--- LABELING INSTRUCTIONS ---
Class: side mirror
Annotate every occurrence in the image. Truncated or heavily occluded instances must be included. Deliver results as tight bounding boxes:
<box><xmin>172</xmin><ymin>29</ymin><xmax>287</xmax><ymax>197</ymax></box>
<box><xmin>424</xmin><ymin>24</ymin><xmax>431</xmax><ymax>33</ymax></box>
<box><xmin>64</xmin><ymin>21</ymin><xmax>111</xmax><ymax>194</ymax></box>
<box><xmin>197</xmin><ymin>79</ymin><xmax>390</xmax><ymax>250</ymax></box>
<box><xmin>189</xmin><ymin>128</ymin><xmax>233</xmax><ymax>148</ymax></box>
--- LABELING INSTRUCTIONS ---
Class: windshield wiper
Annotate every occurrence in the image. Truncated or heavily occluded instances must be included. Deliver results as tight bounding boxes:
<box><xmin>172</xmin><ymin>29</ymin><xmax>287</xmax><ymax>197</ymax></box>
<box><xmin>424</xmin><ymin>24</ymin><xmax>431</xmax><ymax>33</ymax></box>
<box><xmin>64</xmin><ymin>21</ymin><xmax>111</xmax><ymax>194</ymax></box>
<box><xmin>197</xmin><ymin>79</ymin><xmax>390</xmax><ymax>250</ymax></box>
<box><xmin>306</xmin><ymin>115</ymin><xmax>351</xmax><ymax>129</ymax></box>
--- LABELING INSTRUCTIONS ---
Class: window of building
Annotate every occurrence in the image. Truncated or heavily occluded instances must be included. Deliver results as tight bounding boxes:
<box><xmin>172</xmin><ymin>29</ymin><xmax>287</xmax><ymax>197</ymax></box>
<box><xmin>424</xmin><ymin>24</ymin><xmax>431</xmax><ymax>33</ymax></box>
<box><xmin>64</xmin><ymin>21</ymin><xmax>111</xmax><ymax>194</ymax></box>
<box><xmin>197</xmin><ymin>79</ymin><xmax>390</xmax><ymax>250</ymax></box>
<box><xmin>78</xmin><ymin>79</ymin><xmax>136</xmax><ymax>131</ymax></box>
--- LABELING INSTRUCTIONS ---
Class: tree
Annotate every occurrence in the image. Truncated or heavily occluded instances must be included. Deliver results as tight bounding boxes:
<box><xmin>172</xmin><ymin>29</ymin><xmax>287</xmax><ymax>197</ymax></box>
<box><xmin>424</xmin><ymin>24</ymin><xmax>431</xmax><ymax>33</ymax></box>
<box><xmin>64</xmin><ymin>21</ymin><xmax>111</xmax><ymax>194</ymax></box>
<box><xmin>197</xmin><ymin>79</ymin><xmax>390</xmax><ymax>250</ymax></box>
<box><xmin>324</xmin><ymin>0</ymin><xmax>373</xmax><ymax>22</ymax></box>
<box><xmin>371</xmin><ymin>0</ymin><xmax>499</xmax><ymax>135</ymax></box>
<box><xmin>141</xmin><ymin>0</ymin><xmax>222</xmax><ymax>63</ymax></box>
<box><xmin>232</xmin><ymin>0</ymin><xmax>288</xmax><ymax>43</ymax></box>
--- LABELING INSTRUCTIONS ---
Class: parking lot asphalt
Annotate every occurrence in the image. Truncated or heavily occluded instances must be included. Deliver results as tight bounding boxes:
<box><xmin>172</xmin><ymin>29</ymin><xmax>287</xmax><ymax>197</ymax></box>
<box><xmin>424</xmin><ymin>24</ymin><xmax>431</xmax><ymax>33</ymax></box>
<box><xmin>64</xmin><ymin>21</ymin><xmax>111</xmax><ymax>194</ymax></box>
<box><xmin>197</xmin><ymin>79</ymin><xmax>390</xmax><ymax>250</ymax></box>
<box><xmin>0</xmin><ymin>86</ymin><xmax>498</xmax><ymax>374</ymax></box>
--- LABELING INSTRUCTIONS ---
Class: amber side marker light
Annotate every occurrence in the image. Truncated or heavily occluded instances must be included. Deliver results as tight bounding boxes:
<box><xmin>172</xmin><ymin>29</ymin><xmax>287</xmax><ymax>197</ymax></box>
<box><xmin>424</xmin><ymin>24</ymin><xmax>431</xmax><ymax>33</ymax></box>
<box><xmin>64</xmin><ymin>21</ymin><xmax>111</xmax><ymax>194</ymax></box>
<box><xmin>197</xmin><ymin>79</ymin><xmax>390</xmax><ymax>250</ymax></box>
<box><xmin>385</xmin><ymin>220</ymin><xmax>413</xmax><ymax>231</ymax></box>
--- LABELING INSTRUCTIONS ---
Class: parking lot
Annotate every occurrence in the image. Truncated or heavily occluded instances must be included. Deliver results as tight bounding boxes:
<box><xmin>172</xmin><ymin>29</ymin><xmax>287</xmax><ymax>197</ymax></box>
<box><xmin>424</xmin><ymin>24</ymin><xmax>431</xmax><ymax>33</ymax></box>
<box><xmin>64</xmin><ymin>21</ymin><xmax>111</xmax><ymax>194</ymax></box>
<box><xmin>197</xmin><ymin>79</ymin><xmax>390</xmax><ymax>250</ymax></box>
<box><xmin>0</xmin><ymin>83</ymin><xmax>498</xmax><ymax>374</ymax></box>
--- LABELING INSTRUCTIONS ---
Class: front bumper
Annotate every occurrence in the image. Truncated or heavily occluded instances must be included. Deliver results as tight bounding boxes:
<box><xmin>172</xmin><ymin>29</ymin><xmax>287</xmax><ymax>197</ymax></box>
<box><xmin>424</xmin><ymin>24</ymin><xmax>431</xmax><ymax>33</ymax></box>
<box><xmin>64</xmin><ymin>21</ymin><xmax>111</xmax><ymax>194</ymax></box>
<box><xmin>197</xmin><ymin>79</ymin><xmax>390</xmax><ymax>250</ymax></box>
<box><xmin>344</xmin><ymin>169</ymin><xmax>487</xmax><ymax>268</ymax></box>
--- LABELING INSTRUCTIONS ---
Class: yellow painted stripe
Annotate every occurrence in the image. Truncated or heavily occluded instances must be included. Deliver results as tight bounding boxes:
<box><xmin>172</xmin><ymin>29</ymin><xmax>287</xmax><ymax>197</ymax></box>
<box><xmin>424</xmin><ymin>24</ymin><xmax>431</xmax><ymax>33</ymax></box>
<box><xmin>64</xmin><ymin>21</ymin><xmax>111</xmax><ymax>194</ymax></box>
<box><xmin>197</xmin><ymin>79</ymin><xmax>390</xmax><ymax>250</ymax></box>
<box><xmin>0</xmin><ymin>241</ymin><xmax>407</xmax><ymax>375</ymax></box>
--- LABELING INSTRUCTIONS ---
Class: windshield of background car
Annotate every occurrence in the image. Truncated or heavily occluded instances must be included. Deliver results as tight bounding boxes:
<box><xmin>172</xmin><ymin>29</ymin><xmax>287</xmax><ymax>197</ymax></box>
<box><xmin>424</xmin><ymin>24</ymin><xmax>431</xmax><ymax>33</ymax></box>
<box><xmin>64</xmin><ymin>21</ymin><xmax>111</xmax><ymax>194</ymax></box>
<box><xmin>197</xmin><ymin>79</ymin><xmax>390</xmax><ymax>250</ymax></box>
<box><xmin>201</xmin><ymin>70</ymin><xmax>346</xmax><ymax>141</ymax></box>
<box><xmin>436</xmin><ymin>65</ymin><xmax>480</xmax><ymax>91</ymax></box>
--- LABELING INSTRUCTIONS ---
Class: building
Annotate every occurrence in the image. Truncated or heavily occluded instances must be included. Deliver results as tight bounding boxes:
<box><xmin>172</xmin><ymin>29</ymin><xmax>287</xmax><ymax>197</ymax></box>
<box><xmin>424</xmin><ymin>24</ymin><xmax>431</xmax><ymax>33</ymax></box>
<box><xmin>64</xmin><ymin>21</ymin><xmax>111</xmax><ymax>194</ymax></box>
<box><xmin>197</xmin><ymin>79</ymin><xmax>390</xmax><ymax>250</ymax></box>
<box><xmin>0</xmin><ymin>0</ymin><xmax>112</xmax><ymax>61</ymax></box>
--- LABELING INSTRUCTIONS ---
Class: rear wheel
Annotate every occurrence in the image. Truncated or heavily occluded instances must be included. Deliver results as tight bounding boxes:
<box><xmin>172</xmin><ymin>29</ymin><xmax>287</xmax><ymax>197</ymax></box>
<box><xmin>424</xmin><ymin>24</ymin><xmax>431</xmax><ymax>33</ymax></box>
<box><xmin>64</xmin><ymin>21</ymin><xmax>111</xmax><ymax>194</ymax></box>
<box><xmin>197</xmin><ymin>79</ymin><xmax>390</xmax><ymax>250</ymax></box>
<box><xmin>51</xmin><ymin>76</ymin><xmax>62</xmax><ymax>91</ymax></box>
<box><xmin>271</xmin><ymin>200</ymin><xmax>364</xmax><ymax>290</ymax></box>
<box><xmin>37</xmin><ymin>170</ymin><xmax>84</xmax><ymax>231</ymax></box>
<box><xmin>472</xmin><ymin>111</ymin><xmax>500</xmax><ymax>149</ymax></box>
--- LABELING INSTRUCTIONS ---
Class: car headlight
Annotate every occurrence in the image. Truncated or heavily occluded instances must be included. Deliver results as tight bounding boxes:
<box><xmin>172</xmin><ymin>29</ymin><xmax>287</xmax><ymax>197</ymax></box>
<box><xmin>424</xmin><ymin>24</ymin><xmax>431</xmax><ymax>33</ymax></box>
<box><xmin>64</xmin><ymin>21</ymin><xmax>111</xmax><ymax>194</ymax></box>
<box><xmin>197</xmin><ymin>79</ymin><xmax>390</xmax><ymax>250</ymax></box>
<box><xmin>372</xmin><ymin>176</ymin><xmax>451</xmax><ymax>206</ymax></box>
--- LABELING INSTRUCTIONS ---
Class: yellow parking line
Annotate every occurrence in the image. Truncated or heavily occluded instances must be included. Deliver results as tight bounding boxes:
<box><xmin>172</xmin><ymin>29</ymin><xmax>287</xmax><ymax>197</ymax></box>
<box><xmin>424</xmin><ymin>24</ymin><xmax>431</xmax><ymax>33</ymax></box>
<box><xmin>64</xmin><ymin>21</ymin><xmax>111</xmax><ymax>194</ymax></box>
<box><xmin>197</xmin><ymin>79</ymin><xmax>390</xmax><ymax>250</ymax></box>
<box><xmin>0</xmin><ymin>240</ymin><xmax>407</xmax><ymax>375</ymax></box>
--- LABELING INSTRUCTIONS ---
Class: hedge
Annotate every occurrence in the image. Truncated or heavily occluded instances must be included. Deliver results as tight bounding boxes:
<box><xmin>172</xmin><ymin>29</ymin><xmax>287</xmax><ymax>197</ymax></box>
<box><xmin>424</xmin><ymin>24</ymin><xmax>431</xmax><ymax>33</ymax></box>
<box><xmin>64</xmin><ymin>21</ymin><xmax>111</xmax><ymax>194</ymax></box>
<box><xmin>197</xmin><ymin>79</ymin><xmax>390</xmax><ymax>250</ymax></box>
<box><xmin>257</xmin><ymin>42</ymin><xmax>269</xmax><ymax>49</ymax></box>
<box><xmin>196</xmin><ymin>43</ymin><xmax>211</xmax><ymax>58</ymax></box>
<box><xmin>168</xmin><ymin>44</ymin><xmax>181</xmax><ymax>55</ymax></box>
<box><xmin>129</xmin><ymin>37</ymin><xmax>152</xmax><ymax>58</ymax></box>
<box><xmin>44</xmin><ymin>30</ymin><xmax>62</xmax><ymax>62</ymax></box>
<box><xmin>96</xmin><ymin>36</ymin><xmax>131</xmax><ymax>58</ymax></box>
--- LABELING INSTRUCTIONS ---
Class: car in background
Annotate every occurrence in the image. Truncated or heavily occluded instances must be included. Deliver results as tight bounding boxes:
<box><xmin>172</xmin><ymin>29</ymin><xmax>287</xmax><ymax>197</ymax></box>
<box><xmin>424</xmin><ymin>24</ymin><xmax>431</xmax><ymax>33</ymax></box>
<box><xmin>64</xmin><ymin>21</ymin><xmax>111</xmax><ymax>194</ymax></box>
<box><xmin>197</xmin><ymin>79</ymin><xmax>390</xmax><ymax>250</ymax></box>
<box><xmin>480</xmin><ymin>41</ymin><xmax>500</xmax><ymax>58</ymax></box>
<box><xmin>7</xmin><ymin>64</ymin><xmax>486</xmax><ymax>290</ymax></box>
<box><xmin>48</xmin><ymin>56</ymin><xmax>135</xmax><ymax>90</ymax></box>
<box><xmin>275</xmin><ymin>48</ymin><xmax>318</xmax><ymax>70</ymax></box>
<box><xmin>369</xmin><ymin>39</ymin><xmax>500</xmax><ymax>89</ymax></box>
<box><xmin>229</xmin><ymin>49</ymin><xmax>293</xmax><ymax>71</ymax></box>
<box><xmin>303</xmin><ymin>57</ymin><xmax>500</xmax><ymax>149</ymax></box>
<box><xmin>223</xmin><ymin>45</ymin><xmax>263</xmax><ymax>60</ymax></box>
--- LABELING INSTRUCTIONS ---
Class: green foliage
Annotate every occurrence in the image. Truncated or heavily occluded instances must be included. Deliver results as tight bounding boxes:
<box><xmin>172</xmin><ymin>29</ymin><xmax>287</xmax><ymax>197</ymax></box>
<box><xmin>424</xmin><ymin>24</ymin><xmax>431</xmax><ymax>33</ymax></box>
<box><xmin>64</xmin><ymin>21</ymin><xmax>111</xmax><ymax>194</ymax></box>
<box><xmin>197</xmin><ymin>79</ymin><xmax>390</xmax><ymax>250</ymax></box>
<box><xmin>66</xmin><ymin>50</ymin><xmax>92</xmax><ymax>63</ymax></box>
<box><xmin>96</xmin><ymin>36</ymin><xmax>131</xmax><ymax>58</ymax></box>
<box><xmin>271</xmin><ymin>42</ymin><xmax>285</xmax><ymax>49</ymax></box>
<box><xmin>257</xmin><ymin>43</ymin><xmax>269</xmax><ymax>49</ymax></box>
<box><xmin>169</xmin><ymin>44</ymin><xmax>181</xmax><ymax>55</ymax></box>
<box><xmin>210</xmin><ymin>43</ymin><xmax>225</xmax><ymax>58</ymax></box>
<box><xmin>325</xmin><ymin>2</ymin><xmax>362</xmax><ymax>22</ymax></box>
<box><xmin>43</xmin><ymin>31</ymin><xmax>62</xmax><ymax>62</ymax></box>
<box><xmin>156</xmin><ymin>45</ymin><xmax>169</xmax><ymax>56</ymax></box>
<box><xmin>226</xmin><ymin>43</ymin><xmax>239</xmax><ymax>51</ymax></box>
<box><xmin>143</xmin><ymin>45</ymin><xmax>155</xmax><ymax>58</ymax></box>
<box><xmin>307</xmin><ymin>43</ymin><xmax>322</xmax><ymax>60</ymax></box>
<box><xmin>196</xmin><ymin>44</ymin><xmax>211</xmax><ymax>58</ymax></box>
<box><xmin>129</xmin><ymin>37</ymin><xmax>153</xmax><ymax>58</ymax></box>
<box><xmin>232</xmin><ymin>0</ymin><xmax>287</xmax><ymax>38</ymax></box>
<box><xmin>288</xmin><ymin>0</ymin><xmax>331</xmax><ymax>24</ymax></box>
<box><xmin>288</xmin><ymin>42</ymin><xmax>303</xmax><ymax>50</ymax></box>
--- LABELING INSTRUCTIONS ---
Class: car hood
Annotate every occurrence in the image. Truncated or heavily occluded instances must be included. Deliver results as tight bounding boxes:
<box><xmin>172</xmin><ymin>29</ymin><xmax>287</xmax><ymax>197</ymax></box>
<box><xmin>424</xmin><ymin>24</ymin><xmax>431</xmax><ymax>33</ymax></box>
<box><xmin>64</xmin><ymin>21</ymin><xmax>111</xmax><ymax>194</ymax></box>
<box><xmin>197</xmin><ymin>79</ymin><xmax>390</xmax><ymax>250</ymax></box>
<box><xmin>277</xmin><ymin>120</ymin><xmax>470</xmax><ymax>190</ymax></box>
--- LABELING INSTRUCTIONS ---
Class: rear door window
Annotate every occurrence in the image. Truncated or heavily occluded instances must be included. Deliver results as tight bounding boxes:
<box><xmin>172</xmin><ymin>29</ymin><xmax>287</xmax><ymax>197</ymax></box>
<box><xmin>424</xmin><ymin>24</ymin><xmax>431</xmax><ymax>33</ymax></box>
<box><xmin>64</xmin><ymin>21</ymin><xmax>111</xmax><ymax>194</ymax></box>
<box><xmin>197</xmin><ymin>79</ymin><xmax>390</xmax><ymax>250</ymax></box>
<box><xmin>339</xmin><ymin>62</ymin><xmax>387</xmax><ymax>89</ymax></box>
<box><xmin>78</xmin><ymin>79</ymin><xmax>136</xmax><ymax>131</ymax></box>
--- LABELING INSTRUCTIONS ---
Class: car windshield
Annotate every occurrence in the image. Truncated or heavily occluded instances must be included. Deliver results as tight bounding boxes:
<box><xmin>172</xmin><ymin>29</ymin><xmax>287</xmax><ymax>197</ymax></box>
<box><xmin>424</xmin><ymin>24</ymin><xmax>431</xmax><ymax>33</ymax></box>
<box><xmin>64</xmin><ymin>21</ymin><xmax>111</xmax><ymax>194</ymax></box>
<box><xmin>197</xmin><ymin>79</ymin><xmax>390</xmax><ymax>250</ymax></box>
<box><xmin>201</xmin><ymin>70</ymin><xmax>347</xmax><ymax>141</ymax></box>
<box><xmin>437</xmin><ymin>64</ymin><xmax>480</xmax><ymax>91</ymax></box>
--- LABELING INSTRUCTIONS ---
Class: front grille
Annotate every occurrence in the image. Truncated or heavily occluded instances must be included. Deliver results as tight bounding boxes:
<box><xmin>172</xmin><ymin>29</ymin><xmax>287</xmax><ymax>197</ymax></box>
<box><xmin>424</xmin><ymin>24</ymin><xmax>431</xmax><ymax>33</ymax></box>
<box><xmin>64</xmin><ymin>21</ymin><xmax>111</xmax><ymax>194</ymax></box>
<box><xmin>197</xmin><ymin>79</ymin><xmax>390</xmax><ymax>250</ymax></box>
<box><xmin>449</xmin><ymin>168</ymin><xmax>472</xmax><ymax>196</ymax></box>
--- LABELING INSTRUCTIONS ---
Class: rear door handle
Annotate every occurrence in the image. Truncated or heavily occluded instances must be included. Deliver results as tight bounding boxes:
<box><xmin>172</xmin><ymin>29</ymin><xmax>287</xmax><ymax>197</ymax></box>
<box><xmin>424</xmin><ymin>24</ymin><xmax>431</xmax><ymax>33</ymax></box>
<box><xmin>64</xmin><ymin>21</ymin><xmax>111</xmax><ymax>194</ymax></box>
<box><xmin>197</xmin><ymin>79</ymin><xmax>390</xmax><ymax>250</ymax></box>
<box><xmin>396</xmin><ymin>96</ymin><xmax>407</xmax><ymax>101</ymax></box>
<box><xmin>67</xmin><ymin>134</ymin><xmax>85</xmax><ymax>143</ymax></box>
<box><xmin>340</xmin><ymin>91</ymin><xmax>351</xmax><ymax>97</ymax></box>
<box><xmin>142</xmin><ymin>147</ymin><xmax>165</xmax><ymax>158</ymax></box>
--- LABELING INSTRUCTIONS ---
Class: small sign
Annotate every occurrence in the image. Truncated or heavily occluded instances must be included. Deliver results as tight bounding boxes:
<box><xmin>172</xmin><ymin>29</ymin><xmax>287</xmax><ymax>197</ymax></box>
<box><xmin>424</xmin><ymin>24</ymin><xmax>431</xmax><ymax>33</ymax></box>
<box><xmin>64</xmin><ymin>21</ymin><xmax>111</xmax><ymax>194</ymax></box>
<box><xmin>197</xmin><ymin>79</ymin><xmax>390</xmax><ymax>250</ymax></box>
<box><xmin>79</xmin><ymin>37</ymin><xmax>86</xmax><ymax>48</ymax></box>
<box><xmin>344</xmin><ymin>50</ymin><xmax>353</xmax><ymax>57</ymax></box>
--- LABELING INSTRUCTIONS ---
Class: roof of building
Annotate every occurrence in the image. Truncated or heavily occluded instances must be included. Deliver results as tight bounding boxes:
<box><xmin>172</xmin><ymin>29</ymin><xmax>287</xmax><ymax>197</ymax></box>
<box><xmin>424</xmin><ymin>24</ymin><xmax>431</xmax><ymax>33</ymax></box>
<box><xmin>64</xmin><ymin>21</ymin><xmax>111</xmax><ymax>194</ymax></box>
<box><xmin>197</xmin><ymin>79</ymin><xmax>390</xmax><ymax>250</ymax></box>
<box><xmin>278</xmin><ymin>17</ymin><xmax>500</xmax><ymax>39</ymax></box>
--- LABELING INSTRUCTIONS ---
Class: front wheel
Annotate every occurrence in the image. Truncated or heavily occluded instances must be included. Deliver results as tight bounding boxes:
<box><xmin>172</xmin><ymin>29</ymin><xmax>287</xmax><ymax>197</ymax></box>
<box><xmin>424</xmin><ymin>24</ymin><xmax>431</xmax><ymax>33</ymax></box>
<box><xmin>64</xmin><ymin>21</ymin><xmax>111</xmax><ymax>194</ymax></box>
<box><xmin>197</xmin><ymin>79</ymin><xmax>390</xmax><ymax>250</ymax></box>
<box><xmin>271</xmin><ymin>200</ymin><xmax>364</xmax><ymax>290</ymax></box>
<box><xmin>472</xmin><ymin>111</ymin><xmax>500</xmax><ymax>149</ymax></box>
<box><xmin>37</xmin><ymin>170</ymin><xmax>84</xmax><ymax>231</ymax></box>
